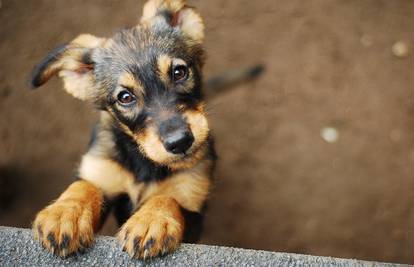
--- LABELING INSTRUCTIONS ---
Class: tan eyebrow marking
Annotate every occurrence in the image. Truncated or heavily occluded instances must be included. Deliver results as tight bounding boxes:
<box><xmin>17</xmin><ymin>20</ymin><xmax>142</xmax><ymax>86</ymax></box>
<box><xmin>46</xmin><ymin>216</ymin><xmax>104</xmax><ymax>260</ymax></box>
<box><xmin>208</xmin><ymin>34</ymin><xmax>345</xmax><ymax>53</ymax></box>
<box><xmin>171</xmin><ymin>58</ymin><xmax>187</xmax><ymax>67</ymax></box>
<box><xmin>157</xmin><ymin>54</ymin><xmax>172</xmax><ymax>82</ymax></box>
<box><xmin>118</xmin><ymin>72</ymin><xmax>144</xmax><ymax>94</ymax></box>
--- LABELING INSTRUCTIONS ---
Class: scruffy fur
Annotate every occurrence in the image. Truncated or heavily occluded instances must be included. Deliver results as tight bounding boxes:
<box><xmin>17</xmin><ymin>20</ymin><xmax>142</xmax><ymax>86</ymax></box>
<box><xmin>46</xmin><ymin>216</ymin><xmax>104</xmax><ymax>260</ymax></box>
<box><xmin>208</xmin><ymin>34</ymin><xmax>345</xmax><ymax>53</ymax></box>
<box><xmin>31</xmin><ymin>0</ymin><xmax>216</xmax><ymax>259</ymax></box>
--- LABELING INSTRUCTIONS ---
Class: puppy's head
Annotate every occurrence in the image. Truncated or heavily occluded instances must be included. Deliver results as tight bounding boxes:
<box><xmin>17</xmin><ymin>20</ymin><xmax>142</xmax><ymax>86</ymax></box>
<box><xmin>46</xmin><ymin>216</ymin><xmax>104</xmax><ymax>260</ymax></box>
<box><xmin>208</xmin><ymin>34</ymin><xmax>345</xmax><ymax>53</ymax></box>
<box><xmin>31</xmin><ymin>0</ymin><xmax>208</xmax><ymax>170</ymax></box>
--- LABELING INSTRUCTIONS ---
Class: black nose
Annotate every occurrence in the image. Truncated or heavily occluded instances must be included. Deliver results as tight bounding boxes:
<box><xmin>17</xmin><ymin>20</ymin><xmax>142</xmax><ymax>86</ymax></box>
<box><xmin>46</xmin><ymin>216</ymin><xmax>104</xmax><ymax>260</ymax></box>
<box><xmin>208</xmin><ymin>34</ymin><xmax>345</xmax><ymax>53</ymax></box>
<box><xmin>164</xmin><ymin>129</ymin><xmax>194</xmax><ymax>154</ymax></box>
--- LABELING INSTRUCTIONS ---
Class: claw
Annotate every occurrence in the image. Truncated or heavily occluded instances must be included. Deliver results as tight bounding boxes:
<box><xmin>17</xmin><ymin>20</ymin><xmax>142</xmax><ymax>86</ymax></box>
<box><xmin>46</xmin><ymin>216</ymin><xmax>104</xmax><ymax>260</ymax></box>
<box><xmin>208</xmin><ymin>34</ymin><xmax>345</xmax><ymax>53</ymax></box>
<box><xmin>144</xmin><ymin>238</ymin><xmax>155</xmax><ymax>251</ymax></box>
<box><xmin>131</xmin><ymin>248</ymin><xmax>138</xmax><ymax>259</ymax></box>
<box><xmin>143</xmin><ymin>249</ymin><xmax>149</xmax><ymax>260</ymax></box>
<box><xmin>37</xmin><ymin>226</ymin><xmax>43</xmax><ymax>239</ymax></box>
<box><xmin>61</xmin><ymin>248</ymin><xmax>68</xmax><ymax>258</ymax></box>
<box><xmin>60</xmin><ymin>234</ymin><xmax>70</xmax><ymax>250</ymax></box>
<box><xmin>47</xmin><ymin>233</ymin><xmax>58</xmax><ymax>250</ymax></box>
<box><xmin>133</xmin><ymin>236</ymin><xmax>141</xmax><ymax>251</ymax></box>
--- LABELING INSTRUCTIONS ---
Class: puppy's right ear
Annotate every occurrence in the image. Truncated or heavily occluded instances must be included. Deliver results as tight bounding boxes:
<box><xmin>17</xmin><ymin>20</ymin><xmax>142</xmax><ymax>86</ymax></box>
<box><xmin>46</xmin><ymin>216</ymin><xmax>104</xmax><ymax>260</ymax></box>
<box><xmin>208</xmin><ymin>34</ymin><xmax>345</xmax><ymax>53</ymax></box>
<box><xmin>31</xmin><ymin>34</ymin><xmax>105</xmax><ymax>101</ymax></box>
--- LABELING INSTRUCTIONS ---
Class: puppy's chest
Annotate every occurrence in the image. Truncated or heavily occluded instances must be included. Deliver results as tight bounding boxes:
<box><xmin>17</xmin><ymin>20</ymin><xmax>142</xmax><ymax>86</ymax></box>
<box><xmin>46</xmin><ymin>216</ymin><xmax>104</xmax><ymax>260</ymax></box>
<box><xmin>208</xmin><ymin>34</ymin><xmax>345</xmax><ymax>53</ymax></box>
<box><xmin>78</xmin><ymin>154</ymin><xmax>162</xmax><ymax>209</ymax></box>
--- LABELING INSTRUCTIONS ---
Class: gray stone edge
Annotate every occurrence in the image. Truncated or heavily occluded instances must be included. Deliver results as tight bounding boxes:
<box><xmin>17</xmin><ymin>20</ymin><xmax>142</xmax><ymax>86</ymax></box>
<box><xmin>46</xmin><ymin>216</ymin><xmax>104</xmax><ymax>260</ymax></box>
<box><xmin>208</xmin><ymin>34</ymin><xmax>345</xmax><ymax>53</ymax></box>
<box><xmin>0</xmin><ymin>226</ymin><xmax>410</xmax><ymax>267</ymax></box>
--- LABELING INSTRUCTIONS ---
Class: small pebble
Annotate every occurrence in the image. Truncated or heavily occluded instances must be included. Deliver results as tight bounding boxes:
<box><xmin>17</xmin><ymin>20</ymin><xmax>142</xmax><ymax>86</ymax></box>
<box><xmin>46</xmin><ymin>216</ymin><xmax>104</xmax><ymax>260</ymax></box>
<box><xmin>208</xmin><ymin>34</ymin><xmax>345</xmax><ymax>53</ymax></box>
<box><xmin>392</xmin><ymin>41</ymin><xmax>409</xmax><ymax>58</ymax></box>
<box><xmin>360</xmin><ymin>34</ymin><xmax>373</xmax><ymax>47</ymax></box>
<box><xmin>321</xmin><ymin>127</ymin><xmax>338</xmax><ymax>143</ymax></box>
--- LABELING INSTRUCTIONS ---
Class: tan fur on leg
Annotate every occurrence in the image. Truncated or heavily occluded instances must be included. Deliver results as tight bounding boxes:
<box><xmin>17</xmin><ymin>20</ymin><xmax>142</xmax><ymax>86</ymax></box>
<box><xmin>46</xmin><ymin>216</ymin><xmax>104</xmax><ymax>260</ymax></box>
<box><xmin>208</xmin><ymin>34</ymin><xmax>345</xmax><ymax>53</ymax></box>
<box><xmin>117</xmin><ymin>196</ymin><xmax>184</xmax><ymax>259</ymax></box>
<box><xmin>33</xmin><ymin>180</ymin><xmax>103</xmax><ymax>257</ymax></box>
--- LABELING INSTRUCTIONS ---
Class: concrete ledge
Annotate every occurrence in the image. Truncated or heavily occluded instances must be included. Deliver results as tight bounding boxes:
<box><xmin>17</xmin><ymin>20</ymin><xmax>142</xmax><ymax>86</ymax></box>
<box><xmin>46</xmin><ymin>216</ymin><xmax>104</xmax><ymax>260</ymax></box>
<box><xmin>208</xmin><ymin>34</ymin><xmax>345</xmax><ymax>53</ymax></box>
<box><xmin>0</xmin><ymin>226</ymin><xmax>406</xmax><ymax>266</ymax></box>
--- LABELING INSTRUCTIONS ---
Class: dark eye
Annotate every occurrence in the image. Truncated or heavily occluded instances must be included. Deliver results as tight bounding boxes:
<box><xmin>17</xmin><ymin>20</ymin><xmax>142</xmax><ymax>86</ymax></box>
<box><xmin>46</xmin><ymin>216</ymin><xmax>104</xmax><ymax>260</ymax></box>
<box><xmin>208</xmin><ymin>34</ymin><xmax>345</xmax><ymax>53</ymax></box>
<box><xmin>117</xmin><ymin>90</ymin><xmax>135</xmax><ymax>104</ymax></box>
<box><xmin>172</xmin><ymin>65</ymin><xmax>188</xmax><ymax>82</ymax></box>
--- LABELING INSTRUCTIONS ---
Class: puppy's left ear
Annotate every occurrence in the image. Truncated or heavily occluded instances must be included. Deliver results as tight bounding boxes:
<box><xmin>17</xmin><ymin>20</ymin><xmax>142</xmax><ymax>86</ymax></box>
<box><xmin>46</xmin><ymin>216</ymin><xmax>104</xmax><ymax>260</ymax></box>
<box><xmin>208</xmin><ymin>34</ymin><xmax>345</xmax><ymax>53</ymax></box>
<box><xmin>31</xmin><ymin>34</ymin><xmax>105</xmax><ymax>100</ymax></box>
<box><xmin>141</xmin><ymin>0</ymin><xmax>204</xmax><ymax>44</ymax></box>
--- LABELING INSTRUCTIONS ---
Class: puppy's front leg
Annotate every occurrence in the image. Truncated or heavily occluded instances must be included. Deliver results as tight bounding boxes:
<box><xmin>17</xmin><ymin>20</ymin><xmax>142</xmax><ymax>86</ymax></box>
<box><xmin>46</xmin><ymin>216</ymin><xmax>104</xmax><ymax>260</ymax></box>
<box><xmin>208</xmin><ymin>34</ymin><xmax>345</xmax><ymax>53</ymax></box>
<box><xmin>33</xmin><ymin>180</ymin><xmax>103</xmax><ymax>257</ymax></box>
<box><xmin>117</xmin><ymin>195</ymin><xmax>184</xmax><ymax>259</ymax></box>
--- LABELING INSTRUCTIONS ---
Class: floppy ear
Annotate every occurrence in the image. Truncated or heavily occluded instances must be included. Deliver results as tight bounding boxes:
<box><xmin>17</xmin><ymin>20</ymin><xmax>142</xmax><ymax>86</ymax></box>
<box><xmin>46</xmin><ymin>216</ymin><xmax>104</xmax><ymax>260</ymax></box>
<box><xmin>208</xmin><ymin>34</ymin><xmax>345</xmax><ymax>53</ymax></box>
<box><xmin>31</xmin><ymin>34</ymin><xmax>105</xmax><ymax>100</ymax></box>
<box><xmin>140</xmin><ymin>0</ymin><xmax>204</xmax><ymax>44</ymax></box>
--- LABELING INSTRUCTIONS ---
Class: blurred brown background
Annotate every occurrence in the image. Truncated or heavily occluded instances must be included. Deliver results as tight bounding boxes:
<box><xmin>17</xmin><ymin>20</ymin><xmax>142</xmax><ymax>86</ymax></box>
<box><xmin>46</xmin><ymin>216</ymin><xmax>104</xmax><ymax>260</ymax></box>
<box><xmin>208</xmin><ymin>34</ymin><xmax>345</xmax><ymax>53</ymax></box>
<box><xmin>0</xmin><ymin>0</ymin><xmax>413</xmax><ymax>264</ymax></box>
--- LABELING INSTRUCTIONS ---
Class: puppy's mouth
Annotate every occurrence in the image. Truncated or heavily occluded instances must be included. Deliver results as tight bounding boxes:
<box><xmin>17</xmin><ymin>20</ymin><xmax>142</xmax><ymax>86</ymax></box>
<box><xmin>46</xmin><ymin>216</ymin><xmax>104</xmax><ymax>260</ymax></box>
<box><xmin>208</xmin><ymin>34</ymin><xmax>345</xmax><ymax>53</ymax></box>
<box><xmin>163</xmin><ymin>142</ymin><xmax>207</xmax><ymax>170</ymax></box>
<box><xmin>167</xmin><ymin>142</ymin><xmax>201</xmax><ymax>162</ymax></box>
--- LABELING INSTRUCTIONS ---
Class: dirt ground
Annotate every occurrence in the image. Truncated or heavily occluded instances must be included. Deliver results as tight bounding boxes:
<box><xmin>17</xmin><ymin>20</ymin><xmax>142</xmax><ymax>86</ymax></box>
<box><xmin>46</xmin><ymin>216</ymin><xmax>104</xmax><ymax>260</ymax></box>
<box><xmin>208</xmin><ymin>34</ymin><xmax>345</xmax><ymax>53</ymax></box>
<box><xmin>1</xmin><ymin>0</ymin><xmax>413</xmax><ymax>264</ymax></box>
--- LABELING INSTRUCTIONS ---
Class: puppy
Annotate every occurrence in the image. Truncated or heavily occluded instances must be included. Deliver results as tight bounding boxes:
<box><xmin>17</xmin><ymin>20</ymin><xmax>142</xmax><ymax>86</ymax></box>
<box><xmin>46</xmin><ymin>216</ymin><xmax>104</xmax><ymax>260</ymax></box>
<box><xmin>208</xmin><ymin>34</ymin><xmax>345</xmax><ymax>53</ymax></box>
<box><xmin>31</xmin><ymin>0</ymin><xmax>215</xmax><ymax>259</ymax></box>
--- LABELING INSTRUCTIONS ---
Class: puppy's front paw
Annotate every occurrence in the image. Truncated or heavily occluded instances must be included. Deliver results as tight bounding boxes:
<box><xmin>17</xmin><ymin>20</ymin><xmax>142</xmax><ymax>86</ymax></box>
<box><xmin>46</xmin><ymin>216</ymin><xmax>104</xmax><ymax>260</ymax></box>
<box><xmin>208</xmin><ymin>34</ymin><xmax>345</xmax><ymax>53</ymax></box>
<box><xmin>117</xmin><ymin>197</ymin><xmax>184</xmax><ymax>259</ymax></box>
<box><xmin>33</xmin><ymin>200</ymin><xmax>95</xmax><ymax>257</ymax></box>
